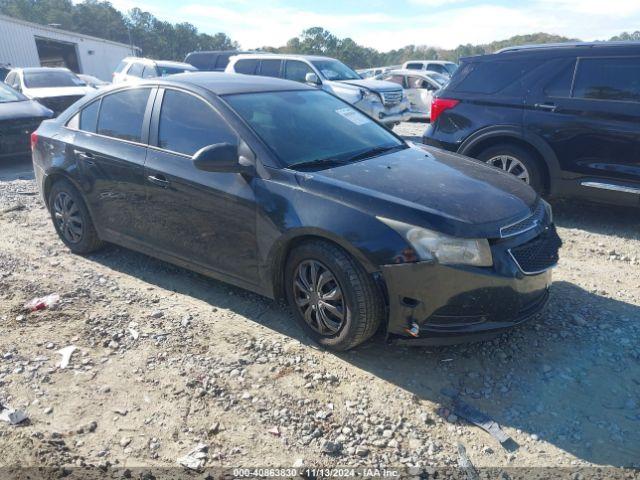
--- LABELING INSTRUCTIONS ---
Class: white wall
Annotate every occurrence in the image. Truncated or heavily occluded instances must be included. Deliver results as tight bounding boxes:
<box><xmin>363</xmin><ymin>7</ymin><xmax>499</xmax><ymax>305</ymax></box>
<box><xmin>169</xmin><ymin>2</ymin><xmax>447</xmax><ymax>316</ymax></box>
<box><xmin>0</xmin><ymin>15</ymin><xmax>137</xmax><ymax>80</ymax></box>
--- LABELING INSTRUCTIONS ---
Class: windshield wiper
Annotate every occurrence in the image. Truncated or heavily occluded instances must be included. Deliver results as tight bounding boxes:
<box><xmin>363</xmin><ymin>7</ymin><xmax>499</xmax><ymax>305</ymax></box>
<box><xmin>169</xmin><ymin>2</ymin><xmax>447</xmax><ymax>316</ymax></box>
<box><xmin>344</xmin><ymin>144</ymin><xmax>405</xmax><ymax>162</ymax></box>
<box><xmin>289</xmin><ymin>157</ymin><xmax>348</xmax><ymax>171</ymax></box>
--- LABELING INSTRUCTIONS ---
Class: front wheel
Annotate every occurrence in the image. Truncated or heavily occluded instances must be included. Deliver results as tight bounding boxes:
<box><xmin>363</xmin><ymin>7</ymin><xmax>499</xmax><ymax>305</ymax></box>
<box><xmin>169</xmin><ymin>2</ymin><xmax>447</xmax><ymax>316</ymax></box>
<box><xmin>285</xmin><ymin>240</ymin><xmax>384</xmax><ymax>351</ymax></box>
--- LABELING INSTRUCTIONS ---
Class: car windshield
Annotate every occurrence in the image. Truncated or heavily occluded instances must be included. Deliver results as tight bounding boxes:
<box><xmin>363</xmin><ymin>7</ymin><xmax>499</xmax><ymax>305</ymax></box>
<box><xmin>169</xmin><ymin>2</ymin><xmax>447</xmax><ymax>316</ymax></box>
<box><xmin>0</xmin><ymin>83</ymin><xmax>26</xmax><ymax>103</ymax></box>
<box><xmin>311</xmin><ymin>60</ymin><xmax>361</xmax><ymax>81</ymax></box>
<box><xmin>157</xmin><ymin>65</ymin><xmax>196</xmax><ymax>77</ymax></box>
<box><xmin>224</xmin><ymin>89</ymin><xmax>405</xmax><ymax>168</ymax></box>
<box><xmin>444</xmin><ymin>63</ymin><xmax>458</xmax><ymax>75</ymax></box>
<box><xmin>24</xmin><ymin>71</ymin><xmax>86</xmax><ymax>88</ymax></box>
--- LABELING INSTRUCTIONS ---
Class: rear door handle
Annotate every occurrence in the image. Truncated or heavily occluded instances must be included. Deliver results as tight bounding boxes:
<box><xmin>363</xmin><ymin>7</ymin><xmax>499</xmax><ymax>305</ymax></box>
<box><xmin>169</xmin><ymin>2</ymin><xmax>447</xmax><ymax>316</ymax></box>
<box><xmin>147</xmin><ymin>174</ymin><xmax>170</xmax><ymax>187</ymax></box>
<box><xmin>534</xmin><ymin>103</ymin><xmax>557</xmax><ymax>112</ymax></box>
<box><xmin>74</xmin><ymin>149</ymin><xmax>95</xmax><ymax>165</ymax></box>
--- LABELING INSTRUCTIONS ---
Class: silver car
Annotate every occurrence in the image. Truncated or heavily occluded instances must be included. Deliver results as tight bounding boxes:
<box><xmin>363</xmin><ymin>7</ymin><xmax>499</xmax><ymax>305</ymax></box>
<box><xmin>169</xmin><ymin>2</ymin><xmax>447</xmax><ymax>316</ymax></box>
<box><xmin>379</xmin><ymin>69</ymin><xmax>448</xmax><ymax>120</ymax></box>
<box><xmin>226</xmin><ymin>54</ymin><xmax>411</xmax><ymax>126</ymax></box>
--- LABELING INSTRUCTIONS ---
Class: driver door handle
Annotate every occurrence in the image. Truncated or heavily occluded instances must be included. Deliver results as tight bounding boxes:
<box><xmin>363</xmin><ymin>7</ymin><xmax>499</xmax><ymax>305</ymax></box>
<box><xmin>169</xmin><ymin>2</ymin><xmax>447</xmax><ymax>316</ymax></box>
<box><xmin>147</xmin><ymin>174</ymin><xmax>170</xmax><ymax>187</ymax></box>
<box><xmin>534</xmin><ymin>103</ymin><xmax>557</xmax><ymax>112</ymax></box>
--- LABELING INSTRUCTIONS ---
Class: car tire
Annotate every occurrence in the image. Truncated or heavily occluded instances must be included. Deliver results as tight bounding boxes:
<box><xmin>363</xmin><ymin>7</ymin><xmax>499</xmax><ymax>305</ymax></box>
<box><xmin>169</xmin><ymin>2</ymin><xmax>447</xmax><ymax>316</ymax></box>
<box><xmin>477</xmin><ymin>143</ymin><xmax>545</xmax><ymax>193</ymax></box>
<box><xmin>285</xmin><ymin>240</ymin><xmax>384</xmax><ymax>351</ymax></box>
<box><xmin>48</xmin><ymin>179</ymin><xmax>104</xmax><ymax>254</ymax></box>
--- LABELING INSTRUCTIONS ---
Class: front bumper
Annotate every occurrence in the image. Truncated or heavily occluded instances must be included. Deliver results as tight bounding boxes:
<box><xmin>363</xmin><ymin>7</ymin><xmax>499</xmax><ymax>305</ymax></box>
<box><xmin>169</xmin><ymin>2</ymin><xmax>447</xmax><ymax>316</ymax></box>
<box><xmin>381</xmin><ymin>237</ymin><xmax>554</xmax><ymax>343</ymax></box>
<box><xmin>355</xmin><ymin>98</ymin><xmax>412</xmax><ymax>125</ymax></box>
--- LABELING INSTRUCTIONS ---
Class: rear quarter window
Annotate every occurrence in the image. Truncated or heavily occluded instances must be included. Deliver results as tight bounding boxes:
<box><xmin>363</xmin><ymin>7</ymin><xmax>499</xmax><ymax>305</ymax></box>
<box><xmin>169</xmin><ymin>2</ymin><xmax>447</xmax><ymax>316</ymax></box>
<box><xmin>451</xmin><ymin>59</ymin><xmax>542</xmax><ymax>94</ymax></box>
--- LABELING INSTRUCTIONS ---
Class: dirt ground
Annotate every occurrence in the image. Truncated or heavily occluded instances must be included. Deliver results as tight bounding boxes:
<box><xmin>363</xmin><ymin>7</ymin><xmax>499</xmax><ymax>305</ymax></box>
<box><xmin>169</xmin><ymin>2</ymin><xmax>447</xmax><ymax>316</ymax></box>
<box><xmin>1</xmin><ymin>123</ymin><xmax>639</xmax><ymax>476</ymax></box>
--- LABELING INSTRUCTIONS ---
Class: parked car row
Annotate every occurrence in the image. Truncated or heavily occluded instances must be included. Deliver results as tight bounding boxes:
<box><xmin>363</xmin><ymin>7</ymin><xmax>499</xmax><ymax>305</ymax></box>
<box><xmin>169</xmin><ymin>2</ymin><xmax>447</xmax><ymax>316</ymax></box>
<box><xmin>32</xmin><ymin>73</ymin><xmax>561</xmax><ymax>351</ymax></box>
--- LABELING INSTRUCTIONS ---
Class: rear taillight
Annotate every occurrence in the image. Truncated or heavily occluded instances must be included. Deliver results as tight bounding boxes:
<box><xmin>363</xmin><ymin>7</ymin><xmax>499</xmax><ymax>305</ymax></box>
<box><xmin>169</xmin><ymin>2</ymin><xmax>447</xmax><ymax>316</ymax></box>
<box><xmin>430</xmin><ymin>98</ymin><xmax>459</xmax><ymax>123</ymax></box>
<box><xmin>30</xmin><ymin>132</ymin><xmax>38</xmax><ymax>151</ymax></box>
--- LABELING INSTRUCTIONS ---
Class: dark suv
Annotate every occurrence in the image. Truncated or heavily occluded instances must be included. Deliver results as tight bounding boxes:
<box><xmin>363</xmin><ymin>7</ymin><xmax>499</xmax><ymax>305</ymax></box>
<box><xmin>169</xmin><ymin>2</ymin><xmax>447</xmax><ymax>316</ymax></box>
<box><xmin>423</xmin><ymin>42</ymin><xmax>640</xmax><ymax>207</ymax></box>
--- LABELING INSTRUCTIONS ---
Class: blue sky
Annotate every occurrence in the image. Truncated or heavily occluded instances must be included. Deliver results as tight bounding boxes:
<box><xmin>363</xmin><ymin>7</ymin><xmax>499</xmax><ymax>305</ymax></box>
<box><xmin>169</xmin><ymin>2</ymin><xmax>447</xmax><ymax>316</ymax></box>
<box><xmin>107</xmin><ymin>0</ymin><xmax>640</xmax><ymax>50</ymax></box>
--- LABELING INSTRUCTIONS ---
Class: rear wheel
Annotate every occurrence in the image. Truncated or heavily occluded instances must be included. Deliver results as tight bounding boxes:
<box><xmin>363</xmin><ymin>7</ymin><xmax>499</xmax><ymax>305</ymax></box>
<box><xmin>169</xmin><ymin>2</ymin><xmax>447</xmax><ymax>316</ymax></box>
<box><xmin>48</xmin><ymin>179</ymin><xmax>104</xmax><ymax>254</ymax></box>
<box><xmin>285</xmin><ymin>240</ymin><xmax>384</xmax><ymax>351</ymax></box>
<box><xmin>477</xmin><ymin>143</ymin><xmax>544</xmax><ymax>193</ymax></box>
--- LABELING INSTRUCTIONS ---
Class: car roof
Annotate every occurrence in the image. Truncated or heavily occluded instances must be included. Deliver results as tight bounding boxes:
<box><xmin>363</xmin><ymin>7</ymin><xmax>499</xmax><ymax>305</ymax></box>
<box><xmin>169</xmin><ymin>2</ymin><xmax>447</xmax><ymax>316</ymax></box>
<box><xmin>496</xmin><ymin>40</ymin><xmax>640</xmax><ymax>53</ymax></box>
<box><xmin>464</xmin><ymin>41</ymin><xmax>640</xmax><ymax>62</ymax></box>
<box><xmin>123</xmin><ymin>57</ymin><xmax>195</xmax><ymax>69</ymax></box>
<box><xmin>154</xmin><ymin>60</ymin><xmax>197</xmax><ymax>69</ymax></box>
<box><xmin>386</xmin><ymin>69</ymin><xmax>439</xmax><ymax>77</ymax></box>
<box><xmin>231</xmin><ymin>53</ymin><xmax>337</xmax><ymax>62</ymax></box>
<box><xmin>156</xmin><ymin>72</ymin><xmax>313</xmax><ymax>95</ymax></box>
<box><xmin>16</xmin><ymin>67</ymin><xmax>73</xmax><ymax>73</ymax></box>
<box><xmin>403</xmin><ymin>60</ymin><xmax>456</xmax><ymax>65</ymax></box>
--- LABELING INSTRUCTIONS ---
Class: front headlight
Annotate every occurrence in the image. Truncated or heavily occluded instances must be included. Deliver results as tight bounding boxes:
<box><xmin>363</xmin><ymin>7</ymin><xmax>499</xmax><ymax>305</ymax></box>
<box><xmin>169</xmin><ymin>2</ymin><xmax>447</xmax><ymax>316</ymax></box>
<box><xmin>360</xmin><ymin>89</ymin><xmax>381</xmax><ymax>103</ymax></box>
<box><xmin>378</xmin><ymin>217</ymin><xmax>493</xmax><ymax>267</ymax></box>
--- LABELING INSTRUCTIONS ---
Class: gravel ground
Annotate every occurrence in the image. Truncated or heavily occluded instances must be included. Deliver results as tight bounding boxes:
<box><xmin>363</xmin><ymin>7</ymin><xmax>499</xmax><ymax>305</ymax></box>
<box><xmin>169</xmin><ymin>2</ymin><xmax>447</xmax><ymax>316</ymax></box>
<box><xmin>0</xmin><ymin>124</ymin><xmax>639</xmax><ymax>476</ymax></box>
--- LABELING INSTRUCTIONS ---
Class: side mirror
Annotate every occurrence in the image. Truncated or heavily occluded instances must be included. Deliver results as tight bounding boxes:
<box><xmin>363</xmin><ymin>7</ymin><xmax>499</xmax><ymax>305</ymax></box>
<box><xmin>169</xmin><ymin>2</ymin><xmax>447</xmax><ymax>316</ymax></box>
<box><xmin>192</xmin><ymin>143</ymin><xmax>254</xmax><ymax>174</ymax></box>
<box><xmin>305</xmin><ymin>72</ymin><xmax>320</xmax><ymax>85</ymax></box>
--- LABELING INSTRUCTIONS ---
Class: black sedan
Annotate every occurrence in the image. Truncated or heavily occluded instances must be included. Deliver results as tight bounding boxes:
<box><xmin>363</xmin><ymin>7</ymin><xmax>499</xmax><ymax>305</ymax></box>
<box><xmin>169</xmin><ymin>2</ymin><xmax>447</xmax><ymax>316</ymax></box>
<box><xmin>32</xmin><ymin>73</ymin><xmax>561</xmax><ymax>350</ymax></box>
<box><xmin>1</xmin><ymin>83</ymin><xmax>53</xmax><ymax>160</ymax></box>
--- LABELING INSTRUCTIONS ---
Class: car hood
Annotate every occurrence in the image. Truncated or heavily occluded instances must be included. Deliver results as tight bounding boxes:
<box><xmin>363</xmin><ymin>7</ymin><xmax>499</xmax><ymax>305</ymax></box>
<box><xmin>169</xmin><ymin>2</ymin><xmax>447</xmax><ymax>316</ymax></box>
<box><xmin>25</xmin><ymin>86</ymin><xmax>92</xmax><ymax>99</ymax></box>
<box><xmin>294</xmin><ymin>144</ymin><xmax>538</xmax><ymax>238</ymax></box>
<box><xmin>0</xmin><ymin>99</ymin><xmax>53</xmax><ymax>121</ymax></box>
<box><xmin>338</xmin><ymin>78</ymin><xmax>402</xmax><ymax>92</ymax></box>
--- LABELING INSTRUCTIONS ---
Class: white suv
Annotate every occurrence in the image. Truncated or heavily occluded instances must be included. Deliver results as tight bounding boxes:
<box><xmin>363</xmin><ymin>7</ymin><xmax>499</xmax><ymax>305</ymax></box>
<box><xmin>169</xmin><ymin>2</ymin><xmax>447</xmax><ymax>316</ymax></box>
<box><xmin>401</xmin><ymin>60</ymin><xmax>458</xmax><ymax>78</ymax></box>
<box><xmin>112</xmin><ymin>57</ymin><xmax>197</xmax><ymax>84</ymax></box>
<box><xmin>226</xmin><ymin>54</ymin><xmax>411</xmax><ymax>126</ymax></box>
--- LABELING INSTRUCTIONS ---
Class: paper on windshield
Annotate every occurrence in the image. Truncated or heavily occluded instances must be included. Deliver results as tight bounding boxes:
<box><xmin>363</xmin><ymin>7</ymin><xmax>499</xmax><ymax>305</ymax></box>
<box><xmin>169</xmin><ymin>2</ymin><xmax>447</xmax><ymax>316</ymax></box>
<box><xmin>335</xmin><ymin>107</ymin><xmax>370</xmax><ymax>126</ymax></box>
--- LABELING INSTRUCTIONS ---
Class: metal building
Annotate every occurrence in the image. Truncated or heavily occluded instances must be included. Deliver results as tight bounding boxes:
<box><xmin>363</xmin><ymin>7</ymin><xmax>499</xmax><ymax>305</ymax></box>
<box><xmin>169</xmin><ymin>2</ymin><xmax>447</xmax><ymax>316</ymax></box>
<box><xmin>0</xmin><ymin>14</ymin><xmax>138</xmax><ymax>81</ymax></box>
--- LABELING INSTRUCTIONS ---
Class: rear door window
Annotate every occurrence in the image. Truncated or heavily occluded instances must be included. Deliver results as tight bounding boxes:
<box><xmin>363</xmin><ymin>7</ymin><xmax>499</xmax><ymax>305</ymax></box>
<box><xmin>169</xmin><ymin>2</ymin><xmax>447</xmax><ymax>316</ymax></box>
<box><xmin>259</xmin><ymin>59</ymin><xmax>282</xmax><ymax>77</ymax></box>
<box><xmin>235</xmin><ymin>59</ymin><xmax>259</xmax><ymax>75</ymax></box>
<box><xmin>158</xmin><ymin>89</ymin><xmax>236</xmax><ymax>156</ymax></box>
<box><xmin>544</xmin><ymin>60</ymin><xmax>576</xmax><ymax>98</ymax></box>
<box><xmin>573</xmin><ymin>57</ymin><xmax>640</xmax><ymax>102</ymax></box>
<box><xmin>284</xmin><ymin>61</ymin><xmax>314</xmax><ymax>82</ymax></box>
<box><xmin>97</xmin><ymin>88</ymin><xmax>150</xmax><ymax>142</ymax></box>
<box><xmin>127</xmin><ymin>63</ymin><xmax>144</xmax><ymax>77</ymax></box>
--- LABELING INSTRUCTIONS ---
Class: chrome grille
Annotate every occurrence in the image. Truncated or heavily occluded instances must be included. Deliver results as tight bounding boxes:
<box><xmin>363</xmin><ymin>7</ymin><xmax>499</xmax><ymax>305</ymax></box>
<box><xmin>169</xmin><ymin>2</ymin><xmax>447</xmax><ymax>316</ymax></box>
<box><xmin>380</xmin><ymin>90</ymin><xmax>403</xmax><ymax>105</ymax></box>
<box><xmin>500</xmin><ymin>202</ymin><xmax>545</xmax><ymax>238</ymax></box>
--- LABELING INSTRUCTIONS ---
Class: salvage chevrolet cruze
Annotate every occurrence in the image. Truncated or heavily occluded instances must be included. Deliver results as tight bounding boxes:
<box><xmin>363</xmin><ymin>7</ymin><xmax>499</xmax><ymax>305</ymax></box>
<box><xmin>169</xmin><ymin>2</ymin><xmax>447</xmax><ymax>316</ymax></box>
<box><xmin>32</xmin><ymin>73</ymin><xmax>561</xmax><ymax>350</ymax></box>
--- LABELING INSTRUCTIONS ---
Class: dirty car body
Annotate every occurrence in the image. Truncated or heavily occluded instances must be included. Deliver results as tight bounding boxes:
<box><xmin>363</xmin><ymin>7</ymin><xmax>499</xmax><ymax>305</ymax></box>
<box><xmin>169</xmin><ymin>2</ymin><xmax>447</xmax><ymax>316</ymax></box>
<box><xmin>32</xmin><ymin>73</ymin><xmax>560</xmax><ymax>347</ymax></box>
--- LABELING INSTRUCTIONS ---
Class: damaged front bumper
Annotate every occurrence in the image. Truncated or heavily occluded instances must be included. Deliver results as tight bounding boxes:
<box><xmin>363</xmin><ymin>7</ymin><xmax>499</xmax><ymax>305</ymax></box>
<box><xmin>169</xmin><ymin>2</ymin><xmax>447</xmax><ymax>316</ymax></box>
<box><xmin>381</xmin><ymin>253</ymin><xmax>552</xmax><ymax>345</ymax></box>
<box><xmin>355</xmin><ymin>98</ymin><xmax>412</xmax><ymax>125</ymax></box>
